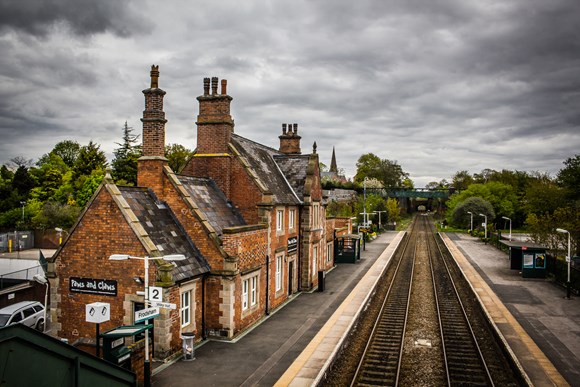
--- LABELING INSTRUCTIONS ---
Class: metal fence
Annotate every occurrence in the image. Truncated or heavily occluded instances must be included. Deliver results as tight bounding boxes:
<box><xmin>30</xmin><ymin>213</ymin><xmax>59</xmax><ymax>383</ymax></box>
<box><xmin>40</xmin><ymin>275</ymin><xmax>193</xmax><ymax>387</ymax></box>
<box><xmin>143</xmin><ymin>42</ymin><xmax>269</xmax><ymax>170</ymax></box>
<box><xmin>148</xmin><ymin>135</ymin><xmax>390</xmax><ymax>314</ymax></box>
<box><xmin>0</xmin><ymin>231</ymin><xmax>35</xmax><ymax>253</ymax></box>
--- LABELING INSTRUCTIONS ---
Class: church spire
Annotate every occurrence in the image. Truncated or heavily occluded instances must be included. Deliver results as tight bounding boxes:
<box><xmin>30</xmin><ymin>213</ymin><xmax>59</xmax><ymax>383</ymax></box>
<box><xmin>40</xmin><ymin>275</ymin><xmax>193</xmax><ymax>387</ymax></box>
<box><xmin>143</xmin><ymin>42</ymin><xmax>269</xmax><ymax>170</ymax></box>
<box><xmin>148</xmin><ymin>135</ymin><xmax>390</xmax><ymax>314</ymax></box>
<box><xmin>330</xmin><ymin>146</ymin><xmax>338</xmax><ymax>173</ymax></box>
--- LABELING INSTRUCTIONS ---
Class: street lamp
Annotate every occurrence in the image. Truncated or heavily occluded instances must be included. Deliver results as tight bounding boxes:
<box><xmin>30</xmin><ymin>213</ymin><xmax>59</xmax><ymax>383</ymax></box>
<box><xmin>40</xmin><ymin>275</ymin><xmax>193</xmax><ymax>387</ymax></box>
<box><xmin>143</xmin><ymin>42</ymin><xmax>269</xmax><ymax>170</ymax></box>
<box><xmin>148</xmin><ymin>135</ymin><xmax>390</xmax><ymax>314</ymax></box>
<box><xmin>556</xmin><ymin>228</ymin><xmax>571</xmax><ymax>299</ymax></box>
<box><xmin>20</xmin><ymin>201</ymin><xmax>25</xmax><ymax>223</ymax></box>
<box><xmin>109</xmin><ymin>254</ymin><xmax>186</xmax><ymax>387</ymax></box>
<box><xmin>467</xmin><ymin>211</ymin><xmax>473</xmax><ymax>234</ymax></box>
<box><xmin>479</xmin><ymin>213</ymin><xmax>487</xmax><ymax>240</ymax></box>
<box><xmin>33</xmin><ymin>274</ymin><xmax>49</xmax><ymax>333</ymax></box>
<box><xmin>502</xmin><ymin>216</ymin><xmax>512</xmax><ymax>241</ymax></box>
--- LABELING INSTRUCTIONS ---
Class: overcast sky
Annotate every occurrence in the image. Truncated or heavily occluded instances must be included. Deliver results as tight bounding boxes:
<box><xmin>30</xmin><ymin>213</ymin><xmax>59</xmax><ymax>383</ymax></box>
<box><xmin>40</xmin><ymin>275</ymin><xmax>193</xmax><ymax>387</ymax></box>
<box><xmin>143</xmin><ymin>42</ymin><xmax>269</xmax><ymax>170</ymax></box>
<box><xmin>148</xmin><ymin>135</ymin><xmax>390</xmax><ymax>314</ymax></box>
<box><xmin>1</xmin><ymin>0</ymin><xmax>579</xmax><ymax>187</ymax></box>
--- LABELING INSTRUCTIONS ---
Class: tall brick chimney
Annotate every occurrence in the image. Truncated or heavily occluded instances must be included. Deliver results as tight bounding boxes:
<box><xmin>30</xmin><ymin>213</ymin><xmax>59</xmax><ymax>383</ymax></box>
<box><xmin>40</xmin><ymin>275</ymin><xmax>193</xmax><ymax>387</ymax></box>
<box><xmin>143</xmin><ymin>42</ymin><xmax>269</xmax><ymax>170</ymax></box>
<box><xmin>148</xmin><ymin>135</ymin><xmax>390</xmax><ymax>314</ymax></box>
<box><xmin>137</xmin><ymin>65</ymin><xmax>169</xmax><ymax>191</ymax></box>
<box><xmin>196</xmin><ymin>77</ymin><xmax>234</xmax><ymax>154</ymax></box>
<box><xmin>279</xmin><ymin>123</ymin><xmax>301</xmax><ymax>154</ymax></box>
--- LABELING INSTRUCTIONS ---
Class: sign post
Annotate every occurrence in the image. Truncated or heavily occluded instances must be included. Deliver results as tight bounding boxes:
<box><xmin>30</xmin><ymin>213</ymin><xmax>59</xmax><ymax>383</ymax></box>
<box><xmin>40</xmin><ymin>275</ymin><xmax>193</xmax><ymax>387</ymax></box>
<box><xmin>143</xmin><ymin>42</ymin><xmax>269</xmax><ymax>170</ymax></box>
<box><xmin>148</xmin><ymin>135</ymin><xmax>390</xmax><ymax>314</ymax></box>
<box><xmin>86</xmin><ymin>302</ymin><xmax>110</xmax><ymax>358</ymax></box>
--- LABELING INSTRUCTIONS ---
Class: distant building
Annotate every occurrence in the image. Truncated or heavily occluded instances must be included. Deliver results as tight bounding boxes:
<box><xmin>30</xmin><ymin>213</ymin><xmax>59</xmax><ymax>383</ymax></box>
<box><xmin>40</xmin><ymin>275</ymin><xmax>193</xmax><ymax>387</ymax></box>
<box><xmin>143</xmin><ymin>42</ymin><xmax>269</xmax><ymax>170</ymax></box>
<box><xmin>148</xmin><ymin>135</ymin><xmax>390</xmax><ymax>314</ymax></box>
<box><xmin>321</xmin><ymin>147</ymin><xmax>348</xmax><ymax>184</ymax></box>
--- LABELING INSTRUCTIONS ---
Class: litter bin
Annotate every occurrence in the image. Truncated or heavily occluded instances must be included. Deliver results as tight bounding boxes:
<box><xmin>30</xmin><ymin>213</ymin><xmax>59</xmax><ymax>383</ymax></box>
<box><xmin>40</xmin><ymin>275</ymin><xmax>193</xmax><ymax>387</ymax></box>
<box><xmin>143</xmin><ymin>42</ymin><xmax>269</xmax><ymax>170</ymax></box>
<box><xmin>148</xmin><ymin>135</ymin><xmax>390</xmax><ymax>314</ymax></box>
<box><xmin>318</xmin><ymin>270</ymin><xmax>325</xmax><ymax>292</ymax></box>
<box><xmin>181</xmin><ymin>332</ymin><xmax>195</xmax><ymax>361</ymax></box>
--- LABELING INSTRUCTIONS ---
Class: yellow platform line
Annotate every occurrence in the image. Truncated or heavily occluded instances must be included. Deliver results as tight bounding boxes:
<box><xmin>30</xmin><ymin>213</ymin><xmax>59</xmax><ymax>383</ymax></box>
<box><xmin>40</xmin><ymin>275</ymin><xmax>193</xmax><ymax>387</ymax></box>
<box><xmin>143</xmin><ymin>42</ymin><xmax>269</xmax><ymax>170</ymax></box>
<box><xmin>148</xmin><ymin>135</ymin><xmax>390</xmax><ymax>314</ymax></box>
<box><xmin>440</xmin><ymin>233</ymin><xmax>569</xmax><ymax>387</ymax></box>
<box><xmin>275</xmin><ymin>232</ymin><xmax>406</xmax><ymax>387</ymax></box>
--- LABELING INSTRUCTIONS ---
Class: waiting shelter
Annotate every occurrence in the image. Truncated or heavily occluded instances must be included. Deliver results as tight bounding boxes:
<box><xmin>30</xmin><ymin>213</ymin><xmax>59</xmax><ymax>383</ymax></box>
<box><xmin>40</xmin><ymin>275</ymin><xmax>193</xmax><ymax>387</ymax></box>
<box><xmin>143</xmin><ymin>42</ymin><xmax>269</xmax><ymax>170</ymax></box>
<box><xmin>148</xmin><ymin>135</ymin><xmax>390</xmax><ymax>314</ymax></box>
<box><xmin>334</xmin><ymin>234</ymin><xmax>361</xmax><ymax>263</ymax></box>
<box><xmin>501</xmin><ymin>240</ymin><xmax>548</xmax><ymax>279</ymax></box>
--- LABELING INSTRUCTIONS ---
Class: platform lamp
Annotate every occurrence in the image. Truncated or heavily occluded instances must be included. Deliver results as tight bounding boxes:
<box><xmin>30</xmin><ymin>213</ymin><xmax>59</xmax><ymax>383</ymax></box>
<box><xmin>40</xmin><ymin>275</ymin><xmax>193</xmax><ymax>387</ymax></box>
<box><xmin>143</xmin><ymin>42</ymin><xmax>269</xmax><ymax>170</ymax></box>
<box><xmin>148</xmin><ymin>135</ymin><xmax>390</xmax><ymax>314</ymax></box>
<box><xmin>502</xmin><ymin>216</ymin><xmax>512</xmax><ymax>241</ymax></box>
<box><xmin>556</xmin><ymin>228</ymin><xmax>571</xmax><ymax>299</ymax></box>
<box><xmin>479</xmin><ymin>213</ymin><xmax>487</xmax><ymax>240</ymax></box>
<box><xmin>109</xmin><ymin>254</ymin><xmax>186</xmax><ymax>387</ymax></box>
<box><xmin>33</xmin><ymin>274</ymin><xmax>49</xmax><ymax>333</ymax></box>
<box><xmin>467</xmin><ymin>211</ymin><xmax>473</xmax><ymax>234</ymax></box>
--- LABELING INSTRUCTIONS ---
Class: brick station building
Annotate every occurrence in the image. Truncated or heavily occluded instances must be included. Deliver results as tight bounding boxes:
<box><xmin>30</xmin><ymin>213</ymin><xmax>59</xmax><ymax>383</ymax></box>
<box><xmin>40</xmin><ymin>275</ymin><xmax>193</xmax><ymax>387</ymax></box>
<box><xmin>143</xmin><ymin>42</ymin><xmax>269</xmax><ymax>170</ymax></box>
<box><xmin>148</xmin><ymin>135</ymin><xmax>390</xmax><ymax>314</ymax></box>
<box><xmin>47</xmin><ymin>66</ymin><xmax>351</xmax><ymax>374</ymax></box>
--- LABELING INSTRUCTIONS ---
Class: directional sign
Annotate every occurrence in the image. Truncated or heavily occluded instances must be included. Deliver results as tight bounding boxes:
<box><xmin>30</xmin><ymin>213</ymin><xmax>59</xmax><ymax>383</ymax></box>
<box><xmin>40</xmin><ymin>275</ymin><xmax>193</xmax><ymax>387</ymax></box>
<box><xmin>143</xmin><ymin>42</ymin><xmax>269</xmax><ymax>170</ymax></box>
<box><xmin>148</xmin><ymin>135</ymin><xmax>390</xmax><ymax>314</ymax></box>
<box><xmin>135</xmin><ymin>307</ymin><xmax>160</xmax><ymax>323</ymax></box>
<box><xmin>149</xmin><ymin>286</ymin><xmax>163</xmax><ymax>302</ymax></box>
<box><xmin>152</xmin><ymin>301</ymin><xmax>177</xmax><ymax>310</ymax></box>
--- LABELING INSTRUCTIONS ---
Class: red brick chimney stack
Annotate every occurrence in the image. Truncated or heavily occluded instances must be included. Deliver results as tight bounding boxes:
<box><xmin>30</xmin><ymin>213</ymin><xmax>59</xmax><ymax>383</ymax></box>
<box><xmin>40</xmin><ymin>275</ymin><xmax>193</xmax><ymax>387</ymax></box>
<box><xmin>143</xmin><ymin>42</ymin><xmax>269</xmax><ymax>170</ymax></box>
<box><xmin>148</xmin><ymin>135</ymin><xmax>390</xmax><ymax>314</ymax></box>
<box><xmin>196</xmin><ymin>76</ymin><xmax>234</xmax><ymax>155</ymax></box>
<box><xmin>138</xmin><ymin>65</ymin><xmax>169</xmax><ymax>190</ymax></box>
<box><xmin>278</xmin><ymin>123</ymin><xmax>301</xmax><ymax>154</ymax></box>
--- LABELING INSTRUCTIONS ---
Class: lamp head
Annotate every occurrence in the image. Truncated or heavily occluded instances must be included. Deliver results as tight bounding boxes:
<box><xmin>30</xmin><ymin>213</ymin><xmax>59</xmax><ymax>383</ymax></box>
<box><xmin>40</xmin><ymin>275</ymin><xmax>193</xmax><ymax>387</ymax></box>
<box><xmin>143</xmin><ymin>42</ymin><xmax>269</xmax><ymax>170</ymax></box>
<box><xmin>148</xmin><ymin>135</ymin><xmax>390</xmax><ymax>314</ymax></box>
<box><xmin>109</xmin><ymin>254</ymin><xmax>130</xmax><ymax>261</ymax></box>
<box><xmin>33</xmin><ymin>274</ymin><xmax>47</xmax><ymax>285</ymax></box>
<box><xmin>556</xmin><ymin>228</ymin><xmax>568</xmax><ymax>234</ymax></box>
<box><xmin>55</xmin><ymin>227</ymin><xmax>63</xmax><ymax>232</ymax></box>
<box><xmin>162</xmin><ymin>254</ymin><xmax>186</xmax><ymax>261</ymax></box>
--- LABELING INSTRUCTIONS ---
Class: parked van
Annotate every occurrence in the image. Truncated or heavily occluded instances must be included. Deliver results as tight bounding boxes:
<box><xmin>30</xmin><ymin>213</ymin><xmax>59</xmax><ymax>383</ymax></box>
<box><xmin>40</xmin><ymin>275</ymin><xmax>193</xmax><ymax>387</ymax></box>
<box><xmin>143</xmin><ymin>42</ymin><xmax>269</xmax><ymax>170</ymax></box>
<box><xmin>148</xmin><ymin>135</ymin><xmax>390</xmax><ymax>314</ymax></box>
<box><xmin>0</xmin><ymin>301</ymin><xmax>45</xmax><ymax>331</ymax></box>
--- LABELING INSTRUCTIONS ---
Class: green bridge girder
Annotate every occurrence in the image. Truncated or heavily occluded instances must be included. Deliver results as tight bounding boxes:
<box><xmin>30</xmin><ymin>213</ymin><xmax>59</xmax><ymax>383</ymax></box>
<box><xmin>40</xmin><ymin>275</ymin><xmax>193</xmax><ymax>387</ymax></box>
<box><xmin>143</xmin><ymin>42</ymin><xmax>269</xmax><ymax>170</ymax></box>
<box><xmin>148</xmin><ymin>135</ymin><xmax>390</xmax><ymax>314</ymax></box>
<box><xmin>366</xmin><ymin>188</ymin><xmax>452</xmax><ymax>199</ymax></box>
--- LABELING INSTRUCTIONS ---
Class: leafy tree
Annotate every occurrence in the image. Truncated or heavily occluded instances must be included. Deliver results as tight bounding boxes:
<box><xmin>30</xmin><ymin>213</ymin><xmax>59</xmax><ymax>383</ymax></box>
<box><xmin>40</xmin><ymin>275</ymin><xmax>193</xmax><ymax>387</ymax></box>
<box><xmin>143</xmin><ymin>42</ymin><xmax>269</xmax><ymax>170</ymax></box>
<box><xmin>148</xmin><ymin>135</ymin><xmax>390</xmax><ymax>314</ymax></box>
<box><xmin>524</xmin><ymin>178</ymin><xmax>566</xmax><ymax>216</ymax></box>
<box><xmin>76</xmin><ymin>171</ymin><xmax>105</xmax><ymax>208</ymax></box>
<box><xmin>452</xmin><ymin>170</ymin><xmax>474</xmax><ymax>191</ymax></box>
<box><xmin>165</xmin><ymin>143</ymin><xmax>194</xmax><ymax>173</ymax></box>
<box><xmin>12</xmin><ymin>166</ymin><xmax>36</xmax><ymax>198</ymax></box>
<box><xmin>354</xmin><ymin>153</ymin><xmax>409</xmax><ymax>188</ymax></box>
<box><xmin>557</xmin><ymin>154</ymin><xmax>580</xmax><ymax>202</ymax></box>
<box><xmin>73</xmin><ymin>141</ymin><xmax>107</xmax><ymax>180</ymax></box>
<box><xmin>386</xmin><ymin>198</ymin><xmax>400</xmax><ymax>225</ymax></box>
<box><xmin>112</xmin><ymin>122</ymin><xmax>141</xmax><ymax>185</ymax></box>
<box><xmin>526</xmin><ymin>207</ymin><xmax>579</xmax><ymax>254</ymax></box>
<box><xmin>31</xmin><ymin>200</ymin><xmax>80</xmax><ymax>230</ymax></box>
<box><xmin>446</xmin><ymin>182</ymin><xmax>517</xmax><ymax>225</ymax></box>
<box><xmin>450</xmin><ymin>196</ymin><xmax>495</xmax><ymax>229</ymax></box>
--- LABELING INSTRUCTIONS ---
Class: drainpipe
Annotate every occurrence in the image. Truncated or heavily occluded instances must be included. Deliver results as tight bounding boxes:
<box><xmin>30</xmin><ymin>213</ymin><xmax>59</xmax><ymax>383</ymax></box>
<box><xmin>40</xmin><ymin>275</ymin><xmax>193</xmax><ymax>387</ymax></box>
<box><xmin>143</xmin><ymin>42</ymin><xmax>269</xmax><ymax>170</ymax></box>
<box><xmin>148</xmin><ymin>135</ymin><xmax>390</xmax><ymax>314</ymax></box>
<box><xmin>202</xmin><ymin>275</ymin><xmax>206</xmax><ymax>340</ymax></box>
<box><xmin>265</xmin><ymin>255</ymin><xmax>270</xmax><ymax>315</ymax></box>
<box><xmin>297</xmin><ymin>207</ymin><xmax>302</xmax><ymax>292</ymax></box>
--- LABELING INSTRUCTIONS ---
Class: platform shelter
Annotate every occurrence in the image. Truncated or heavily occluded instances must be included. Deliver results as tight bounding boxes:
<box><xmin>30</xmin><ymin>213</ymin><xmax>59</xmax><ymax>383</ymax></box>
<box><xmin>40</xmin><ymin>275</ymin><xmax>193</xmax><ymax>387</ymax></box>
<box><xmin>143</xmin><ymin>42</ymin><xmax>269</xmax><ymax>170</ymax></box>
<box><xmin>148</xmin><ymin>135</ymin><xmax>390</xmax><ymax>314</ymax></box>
<box><xmin>501</xmin><ymin>240</ymin><xmax>547</xmax><ymax>279</ymax></box>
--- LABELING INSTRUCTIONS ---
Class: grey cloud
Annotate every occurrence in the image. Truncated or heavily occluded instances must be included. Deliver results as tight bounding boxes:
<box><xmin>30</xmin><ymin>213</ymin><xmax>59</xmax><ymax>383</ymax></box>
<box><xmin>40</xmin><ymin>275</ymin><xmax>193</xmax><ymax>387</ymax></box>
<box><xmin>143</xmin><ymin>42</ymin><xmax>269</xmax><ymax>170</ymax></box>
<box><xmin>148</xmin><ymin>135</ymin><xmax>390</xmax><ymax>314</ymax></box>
<box><xmin>0</xmin><ymin>0</ymin><xmax>145</xmax><ymax>37</ymax></box>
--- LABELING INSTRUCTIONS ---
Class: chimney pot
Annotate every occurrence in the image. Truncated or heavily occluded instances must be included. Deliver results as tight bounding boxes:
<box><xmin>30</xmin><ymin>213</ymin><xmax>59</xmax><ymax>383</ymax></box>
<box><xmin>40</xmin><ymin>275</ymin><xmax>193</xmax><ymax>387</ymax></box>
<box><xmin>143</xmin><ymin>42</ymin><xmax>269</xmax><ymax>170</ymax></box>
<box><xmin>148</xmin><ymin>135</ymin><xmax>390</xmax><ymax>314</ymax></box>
<box><xmin>282</xmin><ymin>123</ymin><xmax>287</xmax><ymax>134</ymax></box>
<box><xmin>211</xmin><ymin>77</ymin><xmax>218</xmax><ymax>95</ymax></box>
<box><xmin>293</xmin><ymin>123</ymin><xmax>298</xmax><ymax>134</ymax></box>
<box><xmin>150</xmin><ymin>65</ymin><xmax>159</xmax><ymax>88</ymax></box>
<box><xmin>203</xmin><ymin>78</ymin><xmax>210</xmax><ymax>95</ymax></box>
<box><xmin>221</xmin><ymin>79</ymin><xmax>227</xmax><ymax>95</ymax></box>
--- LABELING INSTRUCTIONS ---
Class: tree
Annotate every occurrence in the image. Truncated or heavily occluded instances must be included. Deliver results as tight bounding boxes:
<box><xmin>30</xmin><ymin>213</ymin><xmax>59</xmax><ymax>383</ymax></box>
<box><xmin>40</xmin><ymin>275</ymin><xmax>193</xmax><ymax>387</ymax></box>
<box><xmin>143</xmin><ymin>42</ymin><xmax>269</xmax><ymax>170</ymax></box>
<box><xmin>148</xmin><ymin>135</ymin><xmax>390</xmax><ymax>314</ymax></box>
<box><xmin>452</xmin><ymin>170</ymin><xmax>474</xmax><ymax>191</ymax></box>
<box><xmin>112</xmin><ymin>122</ymin><xmax>141</xmax><ymax>185</ymax></box>
<box><xmin>49</xmin><ymin>140</ymin><xmax>81</xmax><ymax>168</ymax></box>
<box><xmin>73</xmin><ymin>141</ymin><xmax>107</xmax><ymax>180</ymax></box>
<box><xmin>12</xmin><ymin>166</ymin><xmax>36</xmax><ymax>198</ymax></box>
<box><xmin>165</xmin><ymin>143</ymin><xmax>194</xmax><ymax>173</ymax></box>
<box><xmin>354</xmin><ymin>153</ymin><xmax>409</xmax><ymax>188</ymax></box>
<box><xmin>450</xmin><ymin>196</ymin><xmax>495</xmax><ymax>229</ymax></box>
<box><xmin>557</xmin><ymin>154</ymin><xmax>580</xmax><ymax>202</ymax></box>
<box><xmin>386</xmin><ymin>198</ymin><xmax>400</xmax><ymax>225</ymax></box>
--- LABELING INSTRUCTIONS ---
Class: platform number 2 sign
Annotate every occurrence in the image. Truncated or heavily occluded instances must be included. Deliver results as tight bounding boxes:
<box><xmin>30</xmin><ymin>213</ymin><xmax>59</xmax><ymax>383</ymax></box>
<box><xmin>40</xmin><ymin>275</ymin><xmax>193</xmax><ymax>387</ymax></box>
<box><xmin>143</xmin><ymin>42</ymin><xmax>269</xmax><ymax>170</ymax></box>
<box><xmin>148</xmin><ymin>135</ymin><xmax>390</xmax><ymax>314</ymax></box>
<box><xmin>149</xmin><ymin>286</ymin><xmax>163</xmax><ymax>302</ymax></box>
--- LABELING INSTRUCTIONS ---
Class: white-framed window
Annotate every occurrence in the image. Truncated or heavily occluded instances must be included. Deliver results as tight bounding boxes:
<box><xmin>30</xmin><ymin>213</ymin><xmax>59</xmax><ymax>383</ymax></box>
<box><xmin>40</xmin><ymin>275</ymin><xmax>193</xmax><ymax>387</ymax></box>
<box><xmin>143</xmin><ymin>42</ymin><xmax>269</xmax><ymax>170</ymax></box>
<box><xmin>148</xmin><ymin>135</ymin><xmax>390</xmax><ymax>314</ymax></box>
<box><xmin>242</xmin><ymin>278</ymin><xmax>249</xmax><ymax>310</ymax></box>
<box><xmin>242</xmin><ymin>272</ymin><xmax>259</xmax><ymax>312</ymax></box>
<box><xmin>312</xmin><ymin>203</ymin><xmax>320</xmax><ymax>228</ymax></box>
<box><xmin>327</xmin><ymin>241</ymin><xmax>333</xmax><ymax>263</ymax></box>
<box><xmin>289</xmin><ymin>209</ymin><xmax>295</xmax><ymax>230</ymax></box>
<box><xmin>276</xmin><ymin>254</ymin><xmax>283</xmax><ymax>292</ymax></box>
<box><xmin>277</xmin><ymin>209</ymin><xmax>284</xmax><ymax>232</ymax></box>
<box><xmin>181</xmin><ymin>290</ymin><xmax>191</xmax><ymax>327</ymax></box>
<box><xmin>251</xmin><ymin>276</ymin><xmax>257</xmax><ymax>306</ymax></box>
<box><xmin>313</xmin><ymin>245</ymin><xmax>318</xmax><ymax>276</ymax></box>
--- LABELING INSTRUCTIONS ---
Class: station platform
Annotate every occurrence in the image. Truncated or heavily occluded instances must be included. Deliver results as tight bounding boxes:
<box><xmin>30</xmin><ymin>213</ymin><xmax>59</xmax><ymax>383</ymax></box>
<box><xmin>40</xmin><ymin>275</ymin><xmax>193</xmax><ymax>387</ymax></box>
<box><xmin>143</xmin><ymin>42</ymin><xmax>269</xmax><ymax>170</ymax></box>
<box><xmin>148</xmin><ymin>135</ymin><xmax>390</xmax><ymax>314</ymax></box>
<box><xmin>443</xmin><ymin>232</ymin><xmax>579</xmax><ymax>387</ymax></box>
<box><xmin>152</xmin><ymin>231</ymin><xmax>402</xmax><ymax>387</ymax></box>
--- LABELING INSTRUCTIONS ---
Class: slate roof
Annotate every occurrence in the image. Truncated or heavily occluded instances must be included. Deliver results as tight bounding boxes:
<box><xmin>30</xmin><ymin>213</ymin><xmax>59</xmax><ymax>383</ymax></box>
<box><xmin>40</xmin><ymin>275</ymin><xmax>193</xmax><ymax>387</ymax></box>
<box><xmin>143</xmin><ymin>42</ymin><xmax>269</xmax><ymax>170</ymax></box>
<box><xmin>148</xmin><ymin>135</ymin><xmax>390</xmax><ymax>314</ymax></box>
<box><xmin>231</xmin><ymin>134</ymin><xmax>302</xmax><ymax>205</ymax></box>
<box><xmin>177</xmin><ymin>175</ymin><xmax>246</xmax><ymax>235</ymax></box>
<box><xmin>273</xmin><ymin>155</ymin><xmax>310</xmax><ymax>201</ymax></box>
<box><xmin>118</xmin><ymin>186</ymin><xmax>210</xmax><ymax>282</ymax></box>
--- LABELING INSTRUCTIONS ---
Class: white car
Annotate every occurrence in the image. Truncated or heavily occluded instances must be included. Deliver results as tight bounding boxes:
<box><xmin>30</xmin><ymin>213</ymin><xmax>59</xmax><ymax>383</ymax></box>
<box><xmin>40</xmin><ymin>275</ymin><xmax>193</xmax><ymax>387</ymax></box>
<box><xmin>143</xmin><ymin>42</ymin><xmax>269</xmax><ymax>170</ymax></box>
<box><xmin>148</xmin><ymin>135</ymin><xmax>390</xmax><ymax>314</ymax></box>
<box><xmin>0</xmin><ymin>301</ymin><xmax>45</xmax><ymax>331</ymax></box>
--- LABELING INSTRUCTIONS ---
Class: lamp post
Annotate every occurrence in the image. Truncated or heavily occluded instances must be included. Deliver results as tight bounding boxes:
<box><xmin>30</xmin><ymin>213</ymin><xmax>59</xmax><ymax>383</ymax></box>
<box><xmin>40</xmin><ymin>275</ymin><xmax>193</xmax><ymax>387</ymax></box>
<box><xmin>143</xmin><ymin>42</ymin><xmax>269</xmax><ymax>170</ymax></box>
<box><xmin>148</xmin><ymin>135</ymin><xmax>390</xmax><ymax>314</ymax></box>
<box><xmin>479</xmin><ymin>213</ymin><xmax>487</xmax><ymax>240</ymax></box>
<box><xmin>109</xmin><ymin>254</ymin><xmax>186</xmax><ymax>387</ymax></box>
<box><xmin>556</xmin><ymin>228</ymin><xmax>571</xmax><ymax>299</ymax></box>
<box><xmin>502</xmin><ymin>216</ymin><xmax>512</xmax><ymax>241</ymax></box>
<box><xmin>20</xmin><ymin>201</ymin><xmax>25</xmax><ymax>223</ymax></box>
<box><xmin>33</xmin><ymin>274</ymin><xmax>49</xmax><ymax>333</ymax></box>
<box><xmin>467</xmin><ymin>211</ymin><xmax>473</xmax><ymax>235</ymax></box>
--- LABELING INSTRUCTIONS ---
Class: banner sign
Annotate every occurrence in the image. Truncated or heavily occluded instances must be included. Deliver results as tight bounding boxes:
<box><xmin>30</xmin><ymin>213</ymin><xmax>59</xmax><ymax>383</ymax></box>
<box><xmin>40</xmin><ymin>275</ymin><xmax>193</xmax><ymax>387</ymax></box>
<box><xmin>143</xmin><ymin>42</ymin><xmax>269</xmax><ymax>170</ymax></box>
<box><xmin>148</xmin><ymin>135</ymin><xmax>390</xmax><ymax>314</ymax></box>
<box><xmin>70</xmin><ymin>277</ymin><xmax>118</xmax><ymax>296</ymax></box>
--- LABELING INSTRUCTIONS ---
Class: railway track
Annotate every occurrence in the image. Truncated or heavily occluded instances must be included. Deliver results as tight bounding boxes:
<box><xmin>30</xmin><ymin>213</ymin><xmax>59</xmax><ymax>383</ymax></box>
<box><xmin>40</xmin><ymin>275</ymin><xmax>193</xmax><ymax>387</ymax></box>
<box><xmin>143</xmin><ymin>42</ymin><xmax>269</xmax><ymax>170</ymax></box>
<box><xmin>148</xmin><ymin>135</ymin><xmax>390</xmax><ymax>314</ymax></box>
<box><xmin>334</xmin><ymin>215</ymin><xmax>522</xmax><ymax>387</ymax></box>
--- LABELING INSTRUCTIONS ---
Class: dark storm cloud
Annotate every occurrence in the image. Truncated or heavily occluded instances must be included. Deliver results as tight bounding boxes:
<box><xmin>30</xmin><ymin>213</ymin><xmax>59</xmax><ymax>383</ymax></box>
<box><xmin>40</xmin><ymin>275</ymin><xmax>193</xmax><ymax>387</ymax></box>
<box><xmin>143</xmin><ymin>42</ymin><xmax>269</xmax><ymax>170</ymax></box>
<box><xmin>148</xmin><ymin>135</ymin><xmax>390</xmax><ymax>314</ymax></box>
<box><xmin>0</xmin><ymin>0</ymin><xmax>144</xmax><ymax>37</ymax></box>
